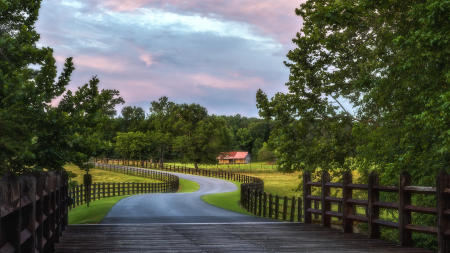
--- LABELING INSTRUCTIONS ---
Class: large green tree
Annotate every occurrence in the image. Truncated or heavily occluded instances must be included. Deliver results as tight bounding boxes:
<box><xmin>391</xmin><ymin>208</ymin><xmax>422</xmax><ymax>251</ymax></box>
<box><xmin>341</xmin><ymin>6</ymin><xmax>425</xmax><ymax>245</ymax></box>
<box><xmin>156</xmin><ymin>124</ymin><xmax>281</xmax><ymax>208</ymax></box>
<box><xmin>257</xmin><ymin>0</ymin><xmax>449</xmax><ymax>183</ymax></box>
<box><xmin>0</xmin><ymin>0</ymin><xmax>74</xmax><ymax>174</ymax></box>
<box><xmin>58</xmin><ymin>77</ymin><xmax>124</xmax><ymax>171</ymax></box>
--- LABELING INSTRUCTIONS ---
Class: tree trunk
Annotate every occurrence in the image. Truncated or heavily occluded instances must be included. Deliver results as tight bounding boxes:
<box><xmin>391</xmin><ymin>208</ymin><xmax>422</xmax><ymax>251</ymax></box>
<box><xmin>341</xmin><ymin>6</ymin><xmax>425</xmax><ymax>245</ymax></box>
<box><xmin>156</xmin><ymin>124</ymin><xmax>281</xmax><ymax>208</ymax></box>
<box><xmin>194</xmin><ymin>162</ymin><xmax>198</xmax><ymax>170</ymax></box>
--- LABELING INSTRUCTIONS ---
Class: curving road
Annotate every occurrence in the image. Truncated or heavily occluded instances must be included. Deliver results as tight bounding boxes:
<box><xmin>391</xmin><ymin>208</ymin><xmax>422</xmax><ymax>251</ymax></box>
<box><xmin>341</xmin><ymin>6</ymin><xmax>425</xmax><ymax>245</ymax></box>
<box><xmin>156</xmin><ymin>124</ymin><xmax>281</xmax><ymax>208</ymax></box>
<box><xmin>101</xmin><ymin>170</ymin><xmax>271</xmax><ymax>223</ymax></box>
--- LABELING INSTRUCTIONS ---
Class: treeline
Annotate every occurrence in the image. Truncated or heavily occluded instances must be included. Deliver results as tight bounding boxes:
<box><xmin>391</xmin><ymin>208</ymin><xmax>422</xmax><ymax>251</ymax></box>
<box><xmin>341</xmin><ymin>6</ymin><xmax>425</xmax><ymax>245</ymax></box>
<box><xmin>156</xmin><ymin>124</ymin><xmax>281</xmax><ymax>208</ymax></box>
<box><xmin>105</xmin><ymin>97</ymin><xmax>275</xmax><ymax>168</ymax></box>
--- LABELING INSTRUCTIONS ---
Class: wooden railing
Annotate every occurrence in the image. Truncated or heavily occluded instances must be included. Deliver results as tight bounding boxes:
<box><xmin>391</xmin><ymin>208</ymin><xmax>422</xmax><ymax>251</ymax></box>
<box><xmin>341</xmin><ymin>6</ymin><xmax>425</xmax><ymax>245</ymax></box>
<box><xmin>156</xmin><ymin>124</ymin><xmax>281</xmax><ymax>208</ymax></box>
<box><xmin>68</xmin><ymin>163</ymin><xmax>179</xmax><ymax>208</ymax></box>
<box><xmin>0</xmin><ymin>171</ymin><xmax>69</xmax><ymax>253</ymax></box>
<box><xmin>303</xmin><ymin>170</ymin><xmax>449</xmax><ymax>252</ymax></box>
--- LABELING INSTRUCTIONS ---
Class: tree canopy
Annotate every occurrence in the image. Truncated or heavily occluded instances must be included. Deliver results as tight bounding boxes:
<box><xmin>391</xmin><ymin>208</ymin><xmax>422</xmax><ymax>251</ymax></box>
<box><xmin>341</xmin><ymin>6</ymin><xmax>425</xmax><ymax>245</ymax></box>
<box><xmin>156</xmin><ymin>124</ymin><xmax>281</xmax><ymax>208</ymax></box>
<box><xmin>257</xmin><ymin>0</ymin><xmax>449</xmax><ymax>183</ymax></box>
<box><xmin>0</xmin><ymin>0</ymin><xmax>123</xmax><ymax>174</ymax></box>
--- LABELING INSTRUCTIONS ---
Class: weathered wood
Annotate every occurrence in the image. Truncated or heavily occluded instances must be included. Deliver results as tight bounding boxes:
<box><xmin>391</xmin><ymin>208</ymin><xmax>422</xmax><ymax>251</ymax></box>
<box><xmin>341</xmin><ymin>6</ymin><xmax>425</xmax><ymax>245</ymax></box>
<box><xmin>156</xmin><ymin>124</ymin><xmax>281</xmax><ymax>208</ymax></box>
<box><xmin>437</xmin><ymin>171</ymin><xmax>449</xmax><ymax>253</ymax></box>
<box><xmin>368</xmin><ymin>171</ymin><xmax>380</xmax><ymax>239</ymax></box>
<box><xmin>399</xmin><ymin>172</ymin><xmax>412</xmax><ymax>246</ymax></box>
<box><xmin>55</xmin><ymin>223</ymin><xmax>432</xmax><ymax>253</ymax></box>
<box><xmin>283</xmin><ymin>196</ymin><xmax>288</xmax><ymax>220</ymax></box>
<box><xmin>290</xmin><ymin>196</ymin><xmax>295</xmax><ymax>222</ymax></box>
<box><xmin>321</xmin><ymin>171</ymin><xmax>330</xmax><ymax>227</ymax></box>
<box><xmin>275</xmin><ymin>195</ymin><xmax>280</xmax><ymax>220</ymax></box>
<box><xmin>303</xmin><ymin>171</ymin><xmax>312</xmax><ymax>224</ymax></box>
<box><xmin>342</xmin><ymin>171</ymin><xmax>353</xmax><ymax>233</ymax></box>
<box><xmin>268</xmin><ymin>194</ymin><xmax>273</xmax><ymax>218</ymax></box>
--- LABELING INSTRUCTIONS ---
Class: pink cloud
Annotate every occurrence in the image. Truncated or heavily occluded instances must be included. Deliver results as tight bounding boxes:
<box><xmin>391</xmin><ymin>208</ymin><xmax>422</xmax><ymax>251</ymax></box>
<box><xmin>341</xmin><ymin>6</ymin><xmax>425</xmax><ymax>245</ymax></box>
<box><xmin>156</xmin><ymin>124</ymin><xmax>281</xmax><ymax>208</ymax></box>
<box><xmin>190</xmin><ymin>73</ymin><xmax>265</xmax><ymax>90</ymax></box>
<box><xmin>95</xmin><ymin>0</ymin><xmax>304</xmax><ymax>45</ymax></box>
<box><xmin>139</xmin><ymin>53</ymin><xmax>154</xmax><ymax>66</ymax></box>
<box><xmin>55</xmin><ymin>55</ymin><xmax>128</xmax><ymax>73</ymax></box>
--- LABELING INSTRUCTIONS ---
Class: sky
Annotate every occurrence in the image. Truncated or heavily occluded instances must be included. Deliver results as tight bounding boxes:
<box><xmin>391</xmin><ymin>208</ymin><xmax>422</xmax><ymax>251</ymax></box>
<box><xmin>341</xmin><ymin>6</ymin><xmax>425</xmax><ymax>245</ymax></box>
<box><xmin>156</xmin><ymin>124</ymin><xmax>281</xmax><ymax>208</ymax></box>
<box><xmin>36</xmin><ymin>0</ymin><xmax>303</xmax><ymax>117</ymax></box>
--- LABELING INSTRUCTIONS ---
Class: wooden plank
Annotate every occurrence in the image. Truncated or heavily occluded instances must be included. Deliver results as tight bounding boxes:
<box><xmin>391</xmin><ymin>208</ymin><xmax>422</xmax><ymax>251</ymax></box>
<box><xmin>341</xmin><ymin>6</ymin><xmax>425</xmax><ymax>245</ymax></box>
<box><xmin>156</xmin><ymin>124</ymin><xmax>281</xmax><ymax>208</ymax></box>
<box><xmin>55</xmin><ymin>223</ymin><xmax>432</xmax><ymax>253</ymax></box>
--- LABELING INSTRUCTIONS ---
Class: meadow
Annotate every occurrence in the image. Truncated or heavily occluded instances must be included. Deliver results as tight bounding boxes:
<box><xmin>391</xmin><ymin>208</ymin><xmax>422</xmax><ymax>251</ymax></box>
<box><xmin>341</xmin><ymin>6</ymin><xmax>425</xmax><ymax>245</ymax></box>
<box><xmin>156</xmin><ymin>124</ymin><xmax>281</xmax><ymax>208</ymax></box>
<box><xmin>65</xmin><ymin>164</ymin><xmax>161</xmax><ymax>185</ymax></box>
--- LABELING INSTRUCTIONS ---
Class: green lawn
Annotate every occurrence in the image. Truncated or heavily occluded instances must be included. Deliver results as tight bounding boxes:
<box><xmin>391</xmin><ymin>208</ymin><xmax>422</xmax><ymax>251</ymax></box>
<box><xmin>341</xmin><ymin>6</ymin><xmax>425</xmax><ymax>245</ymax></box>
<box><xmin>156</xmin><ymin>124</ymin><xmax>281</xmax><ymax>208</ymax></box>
<box><xmin>201</xmin><ymin>182</ymin><xmax>251</xmax><ymax>215</ymax></box>
<box><xmin>69</xmin><ymin>195</ymin><xmax>130</xmax><ymax>224</ymax></box>
<box><xmin>178</xmin><ymin>178</ymin><xmax>200</xmax><ymax>193</ymax></box>
<box><xmin>166</xmin><ymin>162</ymin><xmax>279</xmax><ymax>173</ymax></box>
<box><xmin>65</xmin><ymin>164</ymin><xmax>161</xmax><ymax>185</ymax></box>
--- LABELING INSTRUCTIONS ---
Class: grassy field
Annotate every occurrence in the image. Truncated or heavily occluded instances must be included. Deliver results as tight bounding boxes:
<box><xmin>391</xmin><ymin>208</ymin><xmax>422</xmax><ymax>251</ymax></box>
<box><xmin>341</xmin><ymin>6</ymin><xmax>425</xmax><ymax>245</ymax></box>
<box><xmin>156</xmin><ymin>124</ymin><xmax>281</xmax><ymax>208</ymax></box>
<box><xmin>65</xmin><ymin>164</ymin><xmax>161</xmax><ymax>185</ymax></box>
<box><xmin>69</xmin><ymin>195</ymin><xmax>130</xmax><ymax>224</ymax></box>
<box><xmin>243</xmin><ymin>172</ymin><xmax>302</xmax><ymax>197</ymax></box>
<box><xmin>178</xmin><ymin>178</ymin><xmax>200</xmax><ymax>193</ymax></box>
<box><xmin>166</xmin><ymin>162</ymin><xmax>279</xmax><ymax>173</ymax></box>
<box><xmin>201</xmin><ymin>182</ymin><xmax>251</xmax><ymax>215</ymax></box>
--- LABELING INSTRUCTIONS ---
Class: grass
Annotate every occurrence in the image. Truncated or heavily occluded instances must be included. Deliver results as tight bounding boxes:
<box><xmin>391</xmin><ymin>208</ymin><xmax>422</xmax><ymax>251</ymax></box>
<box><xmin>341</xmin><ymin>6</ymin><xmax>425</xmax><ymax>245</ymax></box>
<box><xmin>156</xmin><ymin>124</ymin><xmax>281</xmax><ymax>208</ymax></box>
<box><xmin>201</xmin><ymin>182</ymin><xmax>251</xmax><ymax>215</ymax></box>
<box><xmin>69</xmin><ymin>195</ymin><xmax>130</xmax><ymax>224</ymax></box>
<box><xmin>166</xmin><ymin>161</ymin><xmax>279</xmax><ymax>173</ymax></box>
<box><xmin>178</xmin><ymin>178</ymin><xmax>200</xmax><ymax>193</ymax></box>
<box><xmin>65</xmin><ymin>164</ymin><xmax>160</xmax><ymax>185</ymax></box>
<box><xmin>243</xmin><ymin>172</ymin><xmax>302</xmax><ymax>197</ymax></box>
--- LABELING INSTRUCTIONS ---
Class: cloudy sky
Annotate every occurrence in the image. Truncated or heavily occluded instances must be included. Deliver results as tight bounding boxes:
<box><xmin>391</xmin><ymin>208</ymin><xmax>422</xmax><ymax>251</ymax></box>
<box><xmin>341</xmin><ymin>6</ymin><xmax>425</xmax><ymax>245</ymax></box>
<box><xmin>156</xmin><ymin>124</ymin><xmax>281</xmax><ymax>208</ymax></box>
<box><xmin>36</xmin><ymin>0</ymin><xmax>303</xmax><ymax>117</ymax></box>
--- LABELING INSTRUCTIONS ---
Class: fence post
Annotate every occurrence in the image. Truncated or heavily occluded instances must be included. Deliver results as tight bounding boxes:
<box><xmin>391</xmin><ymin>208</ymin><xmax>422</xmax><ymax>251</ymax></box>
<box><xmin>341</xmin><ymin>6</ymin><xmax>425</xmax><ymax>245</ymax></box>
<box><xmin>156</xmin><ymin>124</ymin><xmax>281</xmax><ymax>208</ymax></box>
<box><xmin>342</xmin><ymin>171</ymin><xmax>353</xmax><ymax>233</ymax></box>
<box><xmin>368</xmin><ymin>171</ymin><xmax>380</xmax><ymax>238</ymax></box>
<box><xmin>321</xmin><ymin>171</ymin><xmax>330</xmax><ymax>227</ymax></box>
<box><xmin>399</xmin><ymin>171</ymin><xmax>412</xmax><ymax>246</ymax></box>
<box><xmin>290</xmin><ymin>196</ymin><xmax>295</xmax><ymax>222</ymax></box>
<box><xmin>263</xmin><ymin>192</ymin><xmax>267</xmax><ymax>217</ymax></box>
<box><xmin>258</xmin><ymin>191</ymin><xmax>263</xmax><ymax>216</ymax></box>
<box><xmin>269</xmin><ymin>194</ymin><xmax>273</xmax><ymax>218</ymax></box>
<box><xmin>275</xmin><ymin>195</ymin><xmax>280</xmax><ymax>220</ymax></box>
<box><xmin>303</xmin><ymin>171</ymin><xmax>312</xmax><ymax>224</ymax></box>
<box><xmin>437</xmin><ymin>171</ymin><xmax>449</xmax><ymax>253</ymax></box>
<box><xmin>297</xmin><ymin>197</ymin><xmax>302</xmax><ymax>222</ymax></box>
<box><xmin>283</xmin><ymin>196</ymin><xmax>288</xmax><ymax>220</ymax></box>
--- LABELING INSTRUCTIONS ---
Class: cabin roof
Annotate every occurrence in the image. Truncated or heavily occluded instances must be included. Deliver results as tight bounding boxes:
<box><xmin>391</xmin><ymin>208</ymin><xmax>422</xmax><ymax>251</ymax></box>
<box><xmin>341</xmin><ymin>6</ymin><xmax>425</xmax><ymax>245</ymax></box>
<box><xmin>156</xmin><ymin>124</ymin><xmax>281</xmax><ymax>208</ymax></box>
<box><xmin>217</xmin><ymin>151</ymin><xmax>249</xmax><ymax>160</ymax></box>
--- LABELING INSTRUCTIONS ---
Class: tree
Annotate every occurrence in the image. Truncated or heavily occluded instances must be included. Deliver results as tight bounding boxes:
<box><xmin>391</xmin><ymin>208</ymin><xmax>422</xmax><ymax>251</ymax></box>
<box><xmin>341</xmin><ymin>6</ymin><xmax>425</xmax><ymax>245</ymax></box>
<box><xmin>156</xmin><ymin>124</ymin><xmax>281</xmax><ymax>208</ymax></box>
<box><xmin>0</xmin><ymin>0</ymin><xmax>74</xmax><ymax>174</ymax></box>
<box><xmin>58</xmin><ymin>77</ymin><xmax>124</xmax><ymax>172</ymax></box>
<box><xmin>120</xmin><ymin>106</ymin><xmax>145</xmax><ymax>132</ymax></box>
<box><xmin>257</xmin><ymin>0</ymin><xmax>449</xmax><ymax>183</ymax></box>
<box><xmin>257</xmin><ymin>142</ymin><xmax>276</xmax><ymax>162</ymax></box>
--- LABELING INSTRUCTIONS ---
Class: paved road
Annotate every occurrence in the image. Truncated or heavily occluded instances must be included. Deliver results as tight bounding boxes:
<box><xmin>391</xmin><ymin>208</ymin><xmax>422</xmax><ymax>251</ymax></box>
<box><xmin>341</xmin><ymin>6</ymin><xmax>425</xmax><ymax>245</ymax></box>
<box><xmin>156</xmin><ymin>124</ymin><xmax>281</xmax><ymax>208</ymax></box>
<box><xmin>101</xmin><ymin>170</ymin><xmax>270</xmax><ymax>223</ymax></box>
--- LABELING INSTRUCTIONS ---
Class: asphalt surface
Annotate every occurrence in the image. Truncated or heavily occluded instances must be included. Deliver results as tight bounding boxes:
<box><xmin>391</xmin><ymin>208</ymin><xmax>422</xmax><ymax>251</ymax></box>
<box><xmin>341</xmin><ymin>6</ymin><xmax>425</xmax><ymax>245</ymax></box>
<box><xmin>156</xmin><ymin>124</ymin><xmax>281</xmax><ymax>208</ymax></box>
<box><xmin>101</xmin><ymin>170</ymin><xmax>271</xmax><ymax>223</ymax></box>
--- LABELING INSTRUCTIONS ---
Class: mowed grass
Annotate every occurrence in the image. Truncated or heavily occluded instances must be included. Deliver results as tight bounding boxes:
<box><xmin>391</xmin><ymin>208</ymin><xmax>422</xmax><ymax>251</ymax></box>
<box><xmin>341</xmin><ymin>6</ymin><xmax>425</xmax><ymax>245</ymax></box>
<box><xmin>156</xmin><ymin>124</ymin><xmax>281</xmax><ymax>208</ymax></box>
<box><xmin>166</xmin><ymin>162</ymin><xmax>278</xmax><ymax>173</ymax></box>
<box><xmin>65</xmin><ymin>164</ymin><xmax>161</xmax><ymax>184</ymax></box>
<box><xmin>201</xmin><ymin>182</ymin><xmax>251</xmax><ymax>215</ymax></box>
<box><xmin>69</xmin><ymin>195</ymin><xmax>130</xmax><ymax>224</ymax></box>
<box><xmin>243</xmin><ymin>172</ymin><xmax>302</xmax><ymax>197</ymax></box>
<box><xmin>178</xmin><ymin>178</ymin><xmax>200</xmax><ymax>193</ymax></box>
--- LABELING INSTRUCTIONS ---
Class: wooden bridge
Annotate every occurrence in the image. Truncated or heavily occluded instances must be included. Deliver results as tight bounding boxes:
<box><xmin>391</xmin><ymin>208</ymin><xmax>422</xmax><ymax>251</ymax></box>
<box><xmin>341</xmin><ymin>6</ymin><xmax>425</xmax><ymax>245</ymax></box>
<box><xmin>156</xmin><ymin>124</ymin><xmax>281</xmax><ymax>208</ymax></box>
<box><xmin>55</xmin><ymin>223</ymin><xmax>430</xmax><ymax>253</ymax></box>
<box><xmin>0</xmin><ymin>161</ymin><xmax>448</xmax><ymax>252</ymax></box>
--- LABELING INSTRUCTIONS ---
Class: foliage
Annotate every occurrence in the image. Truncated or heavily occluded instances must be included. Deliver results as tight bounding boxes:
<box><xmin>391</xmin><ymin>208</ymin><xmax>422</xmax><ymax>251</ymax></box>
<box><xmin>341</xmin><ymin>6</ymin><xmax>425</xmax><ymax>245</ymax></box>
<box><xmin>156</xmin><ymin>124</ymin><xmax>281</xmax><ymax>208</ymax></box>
<box><xmin>257</xmin><ymin>142</ymin><xmax>276</xmax><ymax>162</ymax></box>
<box><xmin>256</xmin><ymin>0</ymin><xmax>449</xmax><ymax>185</ymax></box>
<box><xmin>58</xmin><ymin>77</ymin><xmax>124</xmax><ymax>171</ymax></box>
<box><xmin>0</xmin><ymin>1</ymin><xmax>124</xmax><ymax>175</ymax></box>
<box><xmin>0</xmin><ymin>0</ymin><xmax>74</xmax><ymax>174</ymax></box>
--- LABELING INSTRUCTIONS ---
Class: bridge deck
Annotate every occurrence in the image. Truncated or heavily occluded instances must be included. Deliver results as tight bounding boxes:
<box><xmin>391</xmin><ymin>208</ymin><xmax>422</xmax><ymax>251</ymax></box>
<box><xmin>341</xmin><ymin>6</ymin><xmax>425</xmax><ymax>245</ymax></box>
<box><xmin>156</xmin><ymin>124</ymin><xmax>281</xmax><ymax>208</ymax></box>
<box><xmin>55</xmin><ymin>223</ymin><xmax>430</xmax><ymax>253</ymax></box>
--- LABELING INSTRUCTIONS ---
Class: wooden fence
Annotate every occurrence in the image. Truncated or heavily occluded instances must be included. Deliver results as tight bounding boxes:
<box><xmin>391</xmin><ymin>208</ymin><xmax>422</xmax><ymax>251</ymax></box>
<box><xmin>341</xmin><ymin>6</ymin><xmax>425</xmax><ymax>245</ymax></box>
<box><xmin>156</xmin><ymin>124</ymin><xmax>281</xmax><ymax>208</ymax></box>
<box><xmin>242</xmin><ymin>170</ymin><xmax>450</xmax><ymax>253</ymax></box>
<box><xmin>0</xmin><ymin>172</ymin><xmax>69</xmax><ymax>253</ymax></box>
<box><xmin>68</xmin><ymin>164</ymin><xmax>179</xmax><ymax>208</ymax></box>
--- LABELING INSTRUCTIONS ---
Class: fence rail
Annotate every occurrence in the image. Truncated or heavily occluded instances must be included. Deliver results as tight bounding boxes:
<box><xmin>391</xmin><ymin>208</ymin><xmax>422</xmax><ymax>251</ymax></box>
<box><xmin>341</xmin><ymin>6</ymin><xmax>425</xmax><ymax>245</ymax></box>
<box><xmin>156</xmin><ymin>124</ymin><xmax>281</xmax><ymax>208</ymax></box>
<box><xmin>0</xmin><ymin>172</ymin><xmax>69</xmax><ymax>253</ymax></box>
<box><xmin>303</xmin><ymin>170</ymin><xmax>449</xmax><ymax>252</ymax></box>
<box><xmin>68</xmin><ymin>163</ymin><xmax>179</xmax><ymax>208</ymax></box>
